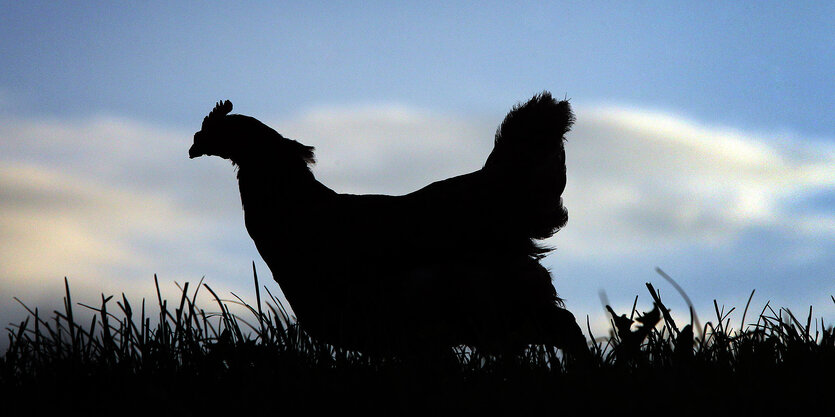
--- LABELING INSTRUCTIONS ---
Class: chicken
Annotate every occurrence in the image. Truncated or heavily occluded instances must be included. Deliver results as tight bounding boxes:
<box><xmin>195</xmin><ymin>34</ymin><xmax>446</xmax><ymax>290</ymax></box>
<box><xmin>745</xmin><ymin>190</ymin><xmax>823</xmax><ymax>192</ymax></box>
<box><xmin>189</xmin><ymin>93</ymin><xmax>587</xmax><ymax>356</ymax></box>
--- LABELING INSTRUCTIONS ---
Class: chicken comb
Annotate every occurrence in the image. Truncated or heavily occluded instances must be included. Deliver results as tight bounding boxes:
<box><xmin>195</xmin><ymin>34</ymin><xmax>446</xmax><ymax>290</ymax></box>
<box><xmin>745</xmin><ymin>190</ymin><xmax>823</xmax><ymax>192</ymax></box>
<box><xmin>202</xmin><ymin>100</ymin><xmax>233</xmax><ymax>129</ymax></box>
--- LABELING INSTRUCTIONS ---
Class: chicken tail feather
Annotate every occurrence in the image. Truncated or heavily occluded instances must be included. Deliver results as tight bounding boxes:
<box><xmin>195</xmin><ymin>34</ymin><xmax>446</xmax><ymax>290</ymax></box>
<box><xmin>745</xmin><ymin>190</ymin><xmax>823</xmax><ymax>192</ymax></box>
<box><xmin>484</xmin><ymin>92</ymin><xmax>574</xmax><ymax>242</ymax></box>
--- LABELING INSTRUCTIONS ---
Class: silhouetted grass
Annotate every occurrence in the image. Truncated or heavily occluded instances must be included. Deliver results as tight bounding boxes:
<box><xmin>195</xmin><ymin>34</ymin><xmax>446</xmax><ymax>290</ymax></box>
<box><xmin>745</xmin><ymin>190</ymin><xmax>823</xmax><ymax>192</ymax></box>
<box><xmin>2</xmin><ymin>267</ymin><xmax>833</xmax><ymax>414</ymax></box>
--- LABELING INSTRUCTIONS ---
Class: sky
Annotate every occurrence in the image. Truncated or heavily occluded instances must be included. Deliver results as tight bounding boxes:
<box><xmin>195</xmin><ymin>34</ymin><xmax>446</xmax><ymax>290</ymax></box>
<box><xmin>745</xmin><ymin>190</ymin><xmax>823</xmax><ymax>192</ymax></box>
<box><xmin>1</xmin><ymin>2</ymin><xmax>833</xmax><ymax>348</ymax></box>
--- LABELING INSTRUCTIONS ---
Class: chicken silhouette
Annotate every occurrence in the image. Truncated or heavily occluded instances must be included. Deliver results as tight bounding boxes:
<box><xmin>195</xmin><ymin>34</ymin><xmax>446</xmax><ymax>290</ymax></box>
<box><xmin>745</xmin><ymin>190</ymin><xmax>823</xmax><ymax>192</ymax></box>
<box><xmin>189</xmin><ymin>92</ymin><xmax>587</xmax><ymax>357</ymax></box>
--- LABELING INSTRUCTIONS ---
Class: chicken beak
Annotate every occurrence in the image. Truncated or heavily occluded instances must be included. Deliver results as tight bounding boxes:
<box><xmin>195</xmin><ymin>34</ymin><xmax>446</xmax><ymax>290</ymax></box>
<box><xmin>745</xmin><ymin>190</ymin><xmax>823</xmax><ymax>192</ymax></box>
<box><xmin>188</xmin><ymin>143</ymin><xmax>203</xmax><ymax>159</ymax></box>
<box><xmin>189</xmin><ymin>133</ymin><xmax>205</xmax><ymax>158</ymax></box>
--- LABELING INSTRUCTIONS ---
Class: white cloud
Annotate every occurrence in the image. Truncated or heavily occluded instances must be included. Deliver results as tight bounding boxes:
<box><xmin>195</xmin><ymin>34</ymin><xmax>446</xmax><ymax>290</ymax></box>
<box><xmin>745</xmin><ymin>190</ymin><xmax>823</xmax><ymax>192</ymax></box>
<box><xmin>266</xmin><ymin>103</ymin><xmax>835</xmax><ymax>257</ymax></box>
<box><xmin>272</xmin><ymin>105</ymin><xmax>494</xmax><ymax>195</ymax></box>
<box><xmin>0</xmin><ymin>115</ymin><xmax>259</xmax><ymax>326</ymax></box>
<box><xmin>0</xmin><ymin>102</ymin><xmax>832</xmax><ymax>344</ymax></box>
<box><xmin>556</xmin><ymin>105</ymin><xmax>835</xmax><ymax>256</ymax></box>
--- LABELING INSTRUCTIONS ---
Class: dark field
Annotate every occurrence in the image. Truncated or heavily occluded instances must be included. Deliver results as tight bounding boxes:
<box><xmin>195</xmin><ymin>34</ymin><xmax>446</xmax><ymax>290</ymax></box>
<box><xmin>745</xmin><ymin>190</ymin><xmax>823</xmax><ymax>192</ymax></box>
<box><xmin>2</xmin><ymin>272</ymin><xmax>833</xmax><ymax>415</ymax></box>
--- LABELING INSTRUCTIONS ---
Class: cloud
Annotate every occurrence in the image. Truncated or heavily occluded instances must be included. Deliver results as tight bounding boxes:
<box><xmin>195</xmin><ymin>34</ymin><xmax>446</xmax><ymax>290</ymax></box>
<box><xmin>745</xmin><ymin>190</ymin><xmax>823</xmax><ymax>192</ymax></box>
<box><xmin>556</xmin><ymin>106</ymin><xmax>834</xmax><ymax>256</ymax></box>
<box><xmin>273</xmin><ymin>104</ymin><xmax>495</xmax><ymax>195</ymax></box>
<box><xmin>268</xmin><ymin>103</ymin><xmax>835</xmax><ymax>258</ymax></box>
<box><xmin>0</xmin><ymin>102</ymin><xmax>832</xmax><ymax>344</ymax></box>
<box><xmin>0</xmin><ymin>115</ymin><xmax>259</xmax><ymax>324</ymax></box>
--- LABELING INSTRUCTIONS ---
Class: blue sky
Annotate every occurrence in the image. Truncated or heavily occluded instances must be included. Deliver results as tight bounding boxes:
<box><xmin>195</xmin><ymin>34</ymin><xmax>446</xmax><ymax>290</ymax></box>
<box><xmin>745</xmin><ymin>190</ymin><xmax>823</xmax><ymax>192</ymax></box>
<box><xmin>1</xmin><ymin>2</ymin><xmax>833</xmax><ymax>344</ymax></box>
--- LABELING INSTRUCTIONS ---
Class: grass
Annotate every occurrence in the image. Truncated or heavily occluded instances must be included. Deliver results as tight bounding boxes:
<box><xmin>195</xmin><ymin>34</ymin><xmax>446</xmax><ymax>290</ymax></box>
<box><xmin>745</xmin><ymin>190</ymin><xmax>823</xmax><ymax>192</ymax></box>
<box><xmin>2</xmin><ymin>267</ymin><xmax>833</xmax><ymax>414</ymax></box>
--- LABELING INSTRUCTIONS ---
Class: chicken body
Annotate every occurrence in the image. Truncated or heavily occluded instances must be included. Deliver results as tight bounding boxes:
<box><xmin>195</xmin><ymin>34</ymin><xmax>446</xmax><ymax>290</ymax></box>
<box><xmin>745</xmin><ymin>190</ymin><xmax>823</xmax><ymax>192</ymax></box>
<box><xmin>190</xmin><ymin>93</ymin><xmax>587</xmax><ymax>355</ymax></box>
